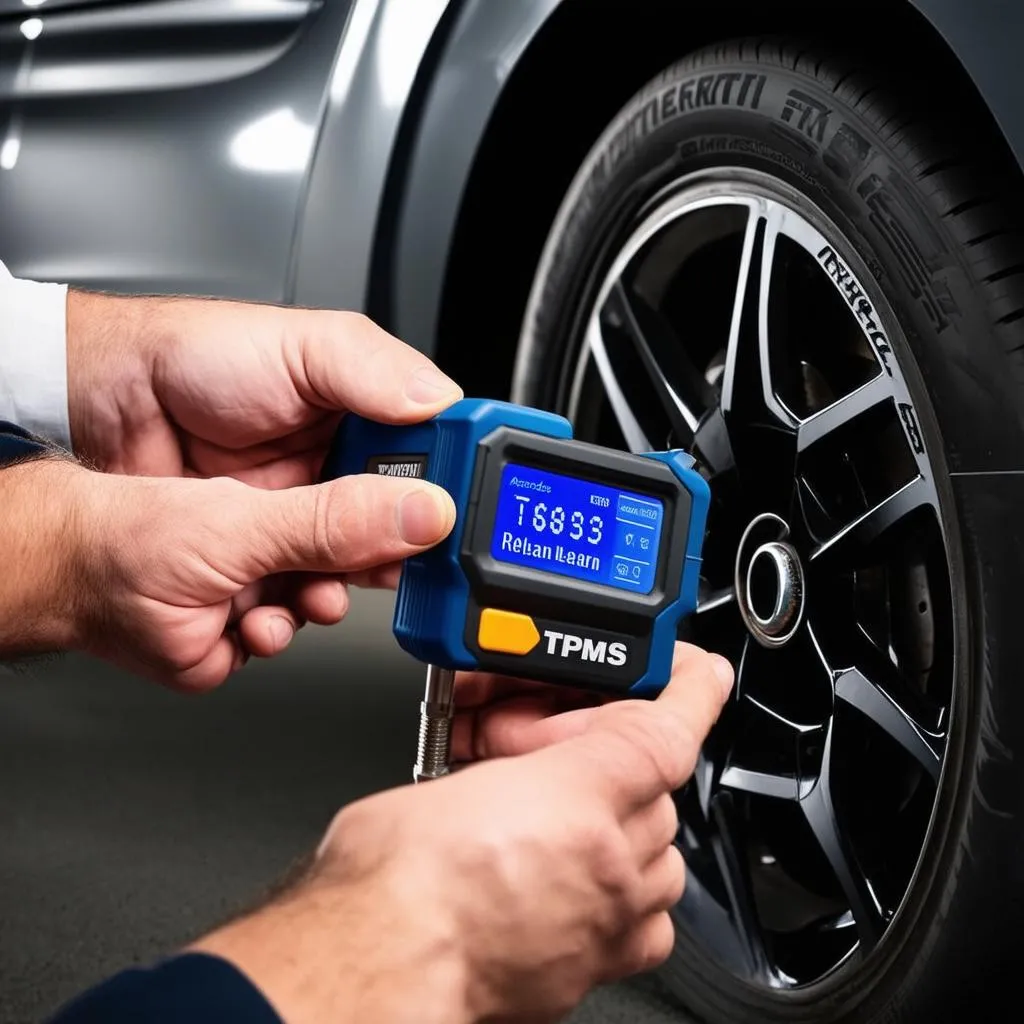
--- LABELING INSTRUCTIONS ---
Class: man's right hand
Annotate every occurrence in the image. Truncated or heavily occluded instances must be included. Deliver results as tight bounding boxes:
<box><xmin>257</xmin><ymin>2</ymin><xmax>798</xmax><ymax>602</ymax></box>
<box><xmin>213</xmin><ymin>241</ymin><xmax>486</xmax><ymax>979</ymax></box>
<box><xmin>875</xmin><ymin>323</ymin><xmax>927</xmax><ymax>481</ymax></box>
<box><xmin>191</xmin><ymin>643</ymin><xmax>734</xmax><ymax>1024</ymax></box>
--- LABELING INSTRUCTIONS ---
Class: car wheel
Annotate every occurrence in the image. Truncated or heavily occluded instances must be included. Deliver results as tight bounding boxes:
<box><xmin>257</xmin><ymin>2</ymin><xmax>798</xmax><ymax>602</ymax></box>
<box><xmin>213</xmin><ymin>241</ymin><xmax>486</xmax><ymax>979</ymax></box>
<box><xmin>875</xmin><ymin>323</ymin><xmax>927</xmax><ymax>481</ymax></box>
<box><xmin>512</xmin><ymin>39</ymin><xmax>1024</xmax><ymax>1022</ymax></box>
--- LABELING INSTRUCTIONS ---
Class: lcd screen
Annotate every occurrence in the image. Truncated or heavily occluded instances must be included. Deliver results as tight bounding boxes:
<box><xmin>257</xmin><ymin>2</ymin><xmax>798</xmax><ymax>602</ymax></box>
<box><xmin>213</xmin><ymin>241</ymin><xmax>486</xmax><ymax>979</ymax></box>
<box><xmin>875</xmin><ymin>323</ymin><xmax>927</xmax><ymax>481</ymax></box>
<box><xmin>489</xmin><ymin>462</ymin><xmax>665</xmax><ymax>594</ymax></box>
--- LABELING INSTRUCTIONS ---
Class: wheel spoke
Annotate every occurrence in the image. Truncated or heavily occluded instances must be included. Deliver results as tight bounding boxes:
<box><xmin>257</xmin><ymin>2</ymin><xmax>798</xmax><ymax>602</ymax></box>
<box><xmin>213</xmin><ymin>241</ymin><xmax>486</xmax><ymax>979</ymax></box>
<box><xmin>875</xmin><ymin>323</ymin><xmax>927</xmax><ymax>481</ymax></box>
<box><xmin>833</xmin><ymin>634</ymin><xmax>946</xmax><ymax>779</ymax></box>
<box><xmin>796</xmin><ymin>373</ymin><xmax>895</xmax><ymax>452</ymax></box>
<box><xmin>808</xmin><ymin>475</ymin><xmax>937</xmax><ymax>569</ymax></box>
<box><xmin>696</xmin><ymin>582</ymin><xmax>736</xmax><ymax>616</ymax></box>
<box><xmin>724</xmin><ymin>631</ymin><xmax>885</xmax><ymax>947</ymax></box>
<box><xmin>796</xmin><ymin>474</ymin><xmax>832</xmax><ymax>529</ymax></box>
<box><xmin>585</xmin><ymin>317</ymin><xmax>654</xmax><ymax>451</ymax></box>
<box><xmin>719</xmin><ymin>764</ymin><xmax>797</xmax><ymax>800</ymax></box>
<box><xmin>733</xmin><ymin>621</ymin><xmax>834</xmax><ymax>725</ymax></box>
<box><xmin>708</xmin><ymin>790</ymin><xmax>774</xmax><ymax>980</ymax></box>
<box><xmin>693</xmin><ymin>750</ymin><xmax>716</xmax><ymax>817</ymax></box>
<box><xmin>719</xmin><ymin>687</ymin><xmax>817</xmax><ymax>802</ymax></box>
<box><xmin>720</xmin><ymin>204</ymin><xmax>798</xmax><ymax>432</ymax></box>
<box><xmin>800</xmin><ymin>723</ymin><xmax>887</xmax><ymax>950</ymax></box>
<box><xmin>835</xmin><ymin>668</ymin><xmax>943</xmax><ymax>780</ymax></box>
<box><xmin>600</xmin><ymin>280</ymin><xmax>716</xmax><ymax>446</ymax></box>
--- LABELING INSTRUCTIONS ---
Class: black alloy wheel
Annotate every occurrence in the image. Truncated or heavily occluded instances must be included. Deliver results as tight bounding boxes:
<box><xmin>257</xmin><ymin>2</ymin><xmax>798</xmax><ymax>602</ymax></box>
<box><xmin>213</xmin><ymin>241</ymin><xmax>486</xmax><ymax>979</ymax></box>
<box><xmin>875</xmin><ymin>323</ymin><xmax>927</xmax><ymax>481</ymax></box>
<box><xmin>566</xmin><ymin>175</ymin><xmax>955</xmax><ymax>987</ymax></box>
<box><xmin>514</xmin><ymin>40</ymin><xmax>1024</xmax><ymax>1023</ymax></box>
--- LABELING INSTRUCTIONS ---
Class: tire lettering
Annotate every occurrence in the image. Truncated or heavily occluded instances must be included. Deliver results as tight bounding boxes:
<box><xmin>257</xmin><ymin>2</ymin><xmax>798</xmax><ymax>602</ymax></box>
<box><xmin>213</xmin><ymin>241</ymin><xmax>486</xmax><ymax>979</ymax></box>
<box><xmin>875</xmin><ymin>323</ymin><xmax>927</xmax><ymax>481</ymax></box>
<box><xmin>898</xmin><ymin>402</ymin><xmax>925</xmax><ymax>455</ymax></box>
<box><xmin>780</xmin><ymin>88</ymin><xmax>831</xmax><ymax>143</ymax></box>
<box><xmin>817</xmin><ymin>245</ymin><xmax>894</xmax><ymax>375</ymax></box>
<box><xmin>695</xmin><ymin>74</ymin><xmax>714</xmax><ymax>107</ymax></box>
<box><xmin>718</xmin><ymin>71</ymin><xmax>741</xmax><ymax>104</ymax></box>
<box><xmin>675</xmin><ymin>135</ymin><xmax>816</xmax><ymax>186</ymax></box>
<box><xmin>738</xmin><ymin>72</ymin><xmax>766</xmax><ymax>109</ymax></box>
<box><xmin>665</xmin><ymin>71</ymin><xmax>766</xmax><ymax>120</ymax></box>
<box><xmin>858</xmin><ymin>174</ymin><xmax>955</xmax><ymax>334</ymax></box>
<box><xmin>600</xmin><ymin>73</ymin><xmax>766</xmax><ymax>180</ymax></box>
<box><xmin>661</xmin><ymin>87</ymin><xmax>677</xmax><ymax>120</ymax></box>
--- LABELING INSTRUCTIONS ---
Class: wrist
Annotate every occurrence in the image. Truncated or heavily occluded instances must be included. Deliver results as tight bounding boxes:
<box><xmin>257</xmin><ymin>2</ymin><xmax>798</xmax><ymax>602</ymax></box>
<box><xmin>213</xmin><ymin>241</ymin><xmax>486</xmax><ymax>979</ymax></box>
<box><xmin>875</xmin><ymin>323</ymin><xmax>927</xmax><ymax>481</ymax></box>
<box><xmin>65</xmin><ymin>288</ymin><xmax>163</xmax><ymax>469</ymax></box>
<box><xmin>189</xmin><ymin>869</ymin><xmax>474</xmax><ymax>1024</ymax></box>
<box><xmin>0</xmin><ymin>456</ymin><xmax>98</xmax><ymax>657</ymax></box>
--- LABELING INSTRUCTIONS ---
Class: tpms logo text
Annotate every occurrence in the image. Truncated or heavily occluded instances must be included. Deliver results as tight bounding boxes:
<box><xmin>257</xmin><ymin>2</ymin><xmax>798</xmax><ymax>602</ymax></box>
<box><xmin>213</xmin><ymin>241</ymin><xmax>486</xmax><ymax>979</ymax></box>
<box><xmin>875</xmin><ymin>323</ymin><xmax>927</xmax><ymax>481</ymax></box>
<box><xmin>543</xmin><ymin>630</ymin><xmax>628</xmax><ymax>667</ymax></box>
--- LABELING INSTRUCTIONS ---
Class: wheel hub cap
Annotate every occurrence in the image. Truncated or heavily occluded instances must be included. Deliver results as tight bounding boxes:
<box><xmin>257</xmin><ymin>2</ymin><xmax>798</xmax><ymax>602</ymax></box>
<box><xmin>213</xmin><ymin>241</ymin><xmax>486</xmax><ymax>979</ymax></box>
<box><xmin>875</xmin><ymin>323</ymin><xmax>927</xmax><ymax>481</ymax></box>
<box><xmin>735</xmin><ymin>513</ymin><xmax>805</xmax><ymax>648</ymax></box>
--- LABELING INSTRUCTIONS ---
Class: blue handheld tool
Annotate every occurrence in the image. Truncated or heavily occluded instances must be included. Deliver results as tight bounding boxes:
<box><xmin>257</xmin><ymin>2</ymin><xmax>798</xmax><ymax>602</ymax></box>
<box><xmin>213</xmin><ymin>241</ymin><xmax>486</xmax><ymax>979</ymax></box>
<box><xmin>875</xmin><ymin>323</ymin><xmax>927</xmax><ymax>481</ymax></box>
<box><xmin>320</xmin><ymin>398</ymin><xmax>710</xmax><ymax>782</ymax></box>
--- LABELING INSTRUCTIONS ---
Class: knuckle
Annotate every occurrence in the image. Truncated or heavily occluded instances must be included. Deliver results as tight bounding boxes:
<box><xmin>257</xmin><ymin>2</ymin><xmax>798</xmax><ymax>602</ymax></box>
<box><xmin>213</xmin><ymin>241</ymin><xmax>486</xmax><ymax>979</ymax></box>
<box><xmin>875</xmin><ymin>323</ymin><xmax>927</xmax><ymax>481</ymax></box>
<box><xmin>584</xmin><ymin>825</ymin><xmax>637</xmax><ymax>900</ymax></box>
<box><xmin>665</xmin><ymin>846</ymin><xmax>686</xmax><ymax>906</ymax></box>
<box><xmin>312</xmin><ymin>481</ymin><xmax>367</xmax><ymax>567</ymax></box>
<box><xmin>466</xmin><ymin>822</ymin><xmax>510</xmax><ymax>870</ymax></box>
<box><xmin>656</xmin><ymin>793</ymin><xmax>680</xmax><ymax>846</ymax></box>
<box><xmin>644</xmin><ymin>914</ymin><xmax>676</xmax><ymax>970</ymax></box>
<box><xmin>615</xmin><ymin>706</ymin><xmax>690</xmax><ymax>794</ymax></box>
<box><xmin>318</xmin><ymin>803</ymin><xmax>371</xmax><ymax>874</ymax></box>
<box><xmin>647</xmin><ymin>709</ymin><xmax>698</xmax><ymax>788</ymax></box>
<box><xmin>453</xmin><ymin>816</ymin><xmax>521</xmax><ymax>891</ymax></box>
<box><xmin>340</xmin><ymin>310</ymin><xmax>376</xmax><ymax>340</ymax></box>
<box><xmin>311</xmin><ymin>485</ymin><xmax>340</xmax><ymax>565</ymax></box>
<box><xmin>328</xmin><ymin>801</ymin><xmax>358</xmax><ymax>833</ymax></box>
<box><xmin>347</xmin><ymin>311</ymin><xmax>402</xmax><ymax>363</ymax></box>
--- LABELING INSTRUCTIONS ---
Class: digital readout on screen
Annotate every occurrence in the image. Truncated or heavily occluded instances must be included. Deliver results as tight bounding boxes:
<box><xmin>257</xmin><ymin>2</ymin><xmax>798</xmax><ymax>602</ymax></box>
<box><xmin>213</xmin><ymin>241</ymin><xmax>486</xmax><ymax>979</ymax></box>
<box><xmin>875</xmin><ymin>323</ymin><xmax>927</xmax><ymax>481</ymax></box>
<box><xmin>489</xmin><ymin>462</ymin><xmax>665</xmax><ymax>594</ymax></box>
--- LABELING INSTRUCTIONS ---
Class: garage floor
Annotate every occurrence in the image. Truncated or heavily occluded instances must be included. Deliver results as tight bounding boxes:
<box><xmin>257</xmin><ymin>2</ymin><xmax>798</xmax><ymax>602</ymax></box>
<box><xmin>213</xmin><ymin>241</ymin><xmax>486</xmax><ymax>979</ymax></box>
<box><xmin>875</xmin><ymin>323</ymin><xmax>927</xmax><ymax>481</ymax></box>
<box><xmin>0</xmin><ymin>590</ymin><xmax>689</xmax><ymax>1024</ymax></box>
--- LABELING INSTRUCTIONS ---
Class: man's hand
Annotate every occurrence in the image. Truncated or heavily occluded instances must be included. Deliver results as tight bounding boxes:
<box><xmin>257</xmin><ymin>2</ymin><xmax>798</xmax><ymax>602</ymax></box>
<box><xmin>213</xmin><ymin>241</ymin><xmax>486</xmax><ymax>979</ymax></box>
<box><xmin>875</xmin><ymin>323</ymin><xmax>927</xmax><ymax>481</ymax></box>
<box><xmin>65</xmin><ymin>290</ymin><xmax>461</xmax><ymax>484</ymax></box>
<box><xmin>191</xmin><ymin>643</ymin><xmax>734</xmax><ymax>1024</ymax></box>
<box><xmin>0</xmin><ymin>457</ymin><xmax>454</xmax><ymax>689</ymax></box>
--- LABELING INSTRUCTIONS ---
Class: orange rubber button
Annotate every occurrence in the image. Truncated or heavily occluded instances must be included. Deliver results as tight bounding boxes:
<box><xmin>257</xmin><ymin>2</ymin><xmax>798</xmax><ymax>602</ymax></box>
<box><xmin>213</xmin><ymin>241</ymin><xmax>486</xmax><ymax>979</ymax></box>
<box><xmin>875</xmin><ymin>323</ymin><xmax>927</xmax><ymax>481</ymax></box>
<box><xmin>478</xmin><ymin>608</ymin><xmax>541</xmax><ymax>656</ymax></box>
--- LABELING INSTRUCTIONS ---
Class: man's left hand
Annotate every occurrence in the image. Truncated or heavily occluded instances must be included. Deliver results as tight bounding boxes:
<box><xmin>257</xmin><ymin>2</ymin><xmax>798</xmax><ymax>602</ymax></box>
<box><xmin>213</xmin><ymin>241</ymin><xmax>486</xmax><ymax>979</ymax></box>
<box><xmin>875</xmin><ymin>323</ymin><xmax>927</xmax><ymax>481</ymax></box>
<box><xmin>66</xmin><ymin>290</ymin><xmax>462</xmax><ymax>486</ymax></box>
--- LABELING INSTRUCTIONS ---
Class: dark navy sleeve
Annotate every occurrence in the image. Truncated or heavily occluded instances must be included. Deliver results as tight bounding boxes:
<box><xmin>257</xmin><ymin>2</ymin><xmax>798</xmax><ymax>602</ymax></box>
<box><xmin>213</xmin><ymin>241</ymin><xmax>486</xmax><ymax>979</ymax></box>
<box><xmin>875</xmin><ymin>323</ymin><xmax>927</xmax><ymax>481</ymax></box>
<box><xmin>0</xmin><ymin>419</ymin><xmax>53</xmax><ymax>465</ymax></box>
<box><xmin>46</xmin><ymin>952</ymin><xmax>284</xmax><ymax>1024</ymax></box>
<box><xmin>0</xmin><ymin>420</ymin><xmax>34</xmax><ymax>439</ymax></box>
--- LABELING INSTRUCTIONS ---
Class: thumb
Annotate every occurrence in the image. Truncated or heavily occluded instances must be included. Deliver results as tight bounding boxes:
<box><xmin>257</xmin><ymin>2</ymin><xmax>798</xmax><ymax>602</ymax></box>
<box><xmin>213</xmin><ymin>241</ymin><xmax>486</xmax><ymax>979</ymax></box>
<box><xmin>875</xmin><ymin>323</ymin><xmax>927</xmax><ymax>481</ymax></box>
<box><xmin>555</xmin><ymin>642</ymin><xmax>734</xmax><ymax>815</ymax></box>
<box><xmin>640</xmin><ymin>642</ymin><xmax>734</xmax><ymax>789</ymax></box>
<box><xmin>221</xmin><ymin>474</ymin><xmax>457</xmax><ymax>578</ymax></box>
<box><xmin>301</xmin><ymin>312</ymin><xmax>463</xmax><ymax>423</ymax></box>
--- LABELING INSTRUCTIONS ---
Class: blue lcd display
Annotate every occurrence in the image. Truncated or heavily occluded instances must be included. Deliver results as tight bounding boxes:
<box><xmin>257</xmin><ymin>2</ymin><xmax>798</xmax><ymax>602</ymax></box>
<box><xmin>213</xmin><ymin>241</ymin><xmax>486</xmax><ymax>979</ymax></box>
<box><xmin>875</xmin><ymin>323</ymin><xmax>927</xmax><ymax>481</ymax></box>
<box><xmin>490</xmin><ymin>462</ymin><xmax>665</xmax><ymax>594</ymax></box>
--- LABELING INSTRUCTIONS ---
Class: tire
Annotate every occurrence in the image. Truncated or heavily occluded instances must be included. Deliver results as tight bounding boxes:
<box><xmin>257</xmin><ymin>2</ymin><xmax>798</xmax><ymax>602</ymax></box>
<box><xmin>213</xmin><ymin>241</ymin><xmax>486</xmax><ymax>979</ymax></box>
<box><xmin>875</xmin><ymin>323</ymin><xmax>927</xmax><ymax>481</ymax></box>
<box><xmin>512</xmin><ymin>38</ymin><xmax>1024</xmax><ymax>1023</ymax></box>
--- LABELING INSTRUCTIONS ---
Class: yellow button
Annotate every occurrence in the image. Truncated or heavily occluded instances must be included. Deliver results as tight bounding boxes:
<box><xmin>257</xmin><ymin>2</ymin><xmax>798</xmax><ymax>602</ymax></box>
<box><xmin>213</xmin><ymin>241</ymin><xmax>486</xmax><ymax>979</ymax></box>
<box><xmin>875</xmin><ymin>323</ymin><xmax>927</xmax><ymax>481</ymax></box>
<box><xmin>478</xmin><ymin>608</ymin><xmax>540</xmax><ymax>656</ymax></box>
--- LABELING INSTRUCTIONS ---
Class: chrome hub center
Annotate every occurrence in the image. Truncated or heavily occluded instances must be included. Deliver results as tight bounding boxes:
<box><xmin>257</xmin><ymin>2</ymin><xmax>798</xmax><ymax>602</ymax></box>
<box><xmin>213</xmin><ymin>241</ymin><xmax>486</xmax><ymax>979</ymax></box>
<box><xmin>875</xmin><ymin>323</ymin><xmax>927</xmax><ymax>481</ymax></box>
<box><xmin>735</xmin><ymin>513</ymin><xmax>806</xmax><ymax>647</ymax></box>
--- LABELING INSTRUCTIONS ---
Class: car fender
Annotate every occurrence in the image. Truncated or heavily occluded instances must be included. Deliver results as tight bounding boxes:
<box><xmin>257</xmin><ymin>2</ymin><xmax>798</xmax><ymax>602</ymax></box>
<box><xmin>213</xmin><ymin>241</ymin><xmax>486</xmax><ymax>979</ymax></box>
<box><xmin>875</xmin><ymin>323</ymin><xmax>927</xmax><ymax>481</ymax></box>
<box><xmin>906</xmin><ymin>0</ymin><xmax>1024</xmax><ymax>174</ymax></box>
<box><xmin>288</xmin><ymin>0</ymin><xmax>457</xmax><ymax>315</ymax></box>
<box><xmin>289</xmin><ymin>0</ymin><xmax>560</xmax><ymax>353</ymax></box>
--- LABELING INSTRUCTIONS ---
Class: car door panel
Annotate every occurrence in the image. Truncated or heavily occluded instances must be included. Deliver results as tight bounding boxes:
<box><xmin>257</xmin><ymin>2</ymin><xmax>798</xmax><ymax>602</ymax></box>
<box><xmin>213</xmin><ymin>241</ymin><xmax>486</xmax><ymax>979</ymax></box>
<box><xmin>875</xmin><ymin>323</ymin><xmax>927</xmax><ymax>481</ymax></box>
<box><xmin>0</xmin><ymin>0</ymin><xmax>351</xmax><ymax>302</ymax></box>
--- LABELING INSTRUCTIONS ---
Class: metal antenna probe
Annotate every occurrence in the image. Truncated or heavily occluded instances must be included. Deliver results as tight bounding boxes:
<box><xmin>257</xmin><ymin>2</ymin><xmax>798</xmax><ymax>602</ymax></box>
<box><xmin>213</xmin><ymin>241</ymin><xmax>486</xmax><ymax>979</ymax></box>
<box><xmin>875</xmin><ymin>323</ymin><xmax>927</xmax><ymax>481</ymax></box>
<box><xmin>413</xmin><ymin>663</ymin><xmax>456</xmax><ymax>784</ymax></box>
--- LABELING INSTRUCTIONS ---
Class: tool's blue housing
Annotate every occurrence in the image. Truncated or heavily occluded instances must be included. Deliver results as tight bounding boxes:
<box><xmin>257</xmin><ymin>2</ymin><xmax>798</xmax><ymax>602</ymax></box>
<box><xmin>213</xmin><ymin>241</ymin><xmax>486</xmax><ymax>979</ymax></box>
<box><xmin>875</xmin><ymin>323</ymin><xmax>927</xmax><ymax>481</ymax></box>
<box><xmin>627</xmin><ymin>447</ymin><xmax>709</xmax><ymax>697</ymax></box>
<box><xmin>321</xmin><ymin>398</ymin><xmax>710</xmax><ymax>696</ymax></box>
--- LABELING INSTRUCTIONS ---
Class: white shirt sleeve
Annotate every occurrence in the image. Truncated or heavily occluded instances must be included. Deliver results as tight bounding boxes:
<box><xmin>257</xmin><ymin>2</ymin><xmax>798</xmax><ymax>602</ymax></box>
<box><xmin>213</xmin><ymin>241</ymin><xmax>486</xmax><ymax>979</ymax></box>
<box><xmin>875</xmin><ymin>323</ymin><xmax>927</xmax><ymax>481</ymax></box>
<box><xmin>0</xmin><ymin>259</ymin><xmax>71</xmax><ymax>450</ymax></box>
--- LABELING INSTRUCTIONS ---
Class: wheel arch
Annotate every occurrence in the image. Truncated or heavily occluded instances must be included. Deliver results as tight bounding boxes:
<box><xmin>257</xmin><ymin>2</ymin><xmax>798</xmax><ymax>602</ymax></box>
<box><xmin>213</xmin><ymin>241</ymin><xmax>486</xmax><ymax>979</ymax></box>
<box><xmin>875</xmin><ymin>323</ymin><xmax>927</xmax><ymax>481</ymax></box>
<box><xmin>374</xmin><ymin>0</ymin><xmax>1024</xmax><ymax>399</ymax></box>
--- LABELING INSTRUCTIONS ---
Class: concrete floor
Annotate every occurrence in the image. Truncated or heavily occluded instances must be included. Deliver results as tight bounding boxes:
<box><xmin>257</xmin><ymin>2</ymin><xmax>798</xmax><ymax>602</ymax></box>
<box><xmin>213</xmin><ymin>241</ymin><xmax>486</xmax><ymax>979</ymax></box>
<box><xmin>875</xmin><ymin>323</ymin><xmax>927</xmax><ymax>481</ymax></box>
<box><xmin>0</xmin><ymin>589</ymin><xmax>688</xmax><ymax>1023</ymax></box>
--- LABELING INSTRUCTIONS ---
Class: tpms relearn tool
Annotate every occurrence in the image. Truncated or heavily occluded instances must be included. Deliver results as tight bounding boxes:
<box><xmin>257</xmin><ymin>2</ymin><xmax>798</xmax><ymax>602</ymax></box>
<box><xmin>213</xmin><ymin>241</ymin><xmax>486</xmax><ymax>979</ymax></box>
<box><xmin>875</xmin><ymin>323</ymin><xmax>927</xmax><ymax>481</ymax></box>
<box><xmin>320</xmin><ymin>398</ymin><xmax>710</xmax><ymax>783</ymax></box>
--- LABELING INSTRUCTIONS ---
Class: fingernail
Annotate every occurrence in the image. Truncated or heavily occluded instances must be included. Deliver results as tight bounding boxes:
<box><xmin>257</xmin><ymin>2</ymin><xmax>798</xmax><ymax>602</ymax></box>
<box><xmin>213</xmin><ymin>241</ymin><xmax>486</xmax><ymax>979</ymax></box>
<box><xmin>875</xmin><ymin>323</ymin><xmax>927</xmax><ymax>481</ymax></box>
<box><xmin>710</xmin><ymin>655</ymin><xmax>734</xmax><ymax>696</ymax></box>
<box><xmin>405</xmin><ymin>364</ymin><xmax>462</xmax><ymax>405</ymax></box>
<box><xmin>398</xmin><ymin>487</ymin><xmax>454</xmax><ymax>545</ymax></box>
<box><xmin>270</xmin><ymin>615</ymin><xmax>294</xmax><ymax>650</ymax></box>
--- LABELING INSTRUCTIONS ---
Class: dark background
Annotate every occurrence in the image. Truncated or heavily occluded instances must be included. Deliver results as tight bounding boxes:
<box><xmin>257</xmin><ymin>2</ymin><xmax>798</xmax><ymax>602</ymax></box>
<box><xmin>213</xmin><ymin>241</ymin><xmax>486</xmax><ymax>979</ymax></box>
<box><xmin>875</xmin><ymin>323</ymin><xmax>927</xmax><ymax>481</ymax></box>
<box><xmin>0</xmin><ymin>590</ymin><xmax>683</xmax><ymax>1023</ymax></box>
